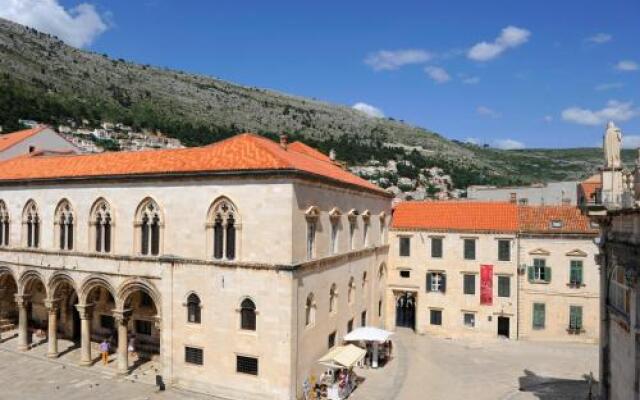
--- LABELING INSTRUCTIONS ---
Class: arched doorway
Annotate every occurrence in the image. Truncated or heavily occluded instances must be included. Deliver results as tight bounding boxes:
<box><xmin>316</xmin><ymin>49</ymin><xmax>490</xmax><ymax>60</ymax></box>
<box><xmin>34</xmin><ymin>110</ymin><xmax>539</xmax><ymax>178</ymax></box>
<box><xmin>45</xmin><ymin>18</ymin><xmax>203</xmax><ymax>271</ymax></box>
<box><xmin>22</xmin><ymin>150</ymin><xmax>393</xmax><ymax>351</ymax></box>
<box><xmin>395</xmin><ymin>292</ymin><xmax>416</xmax><ymax>330</ymax></box>
<box><xmin>0</xmin><ymin>269</ymin><xmax>18</xmax><ymax>339</ymax></box>
<box><xmin>76</xmin><ymin>278</ymin><xmax>117</xmax><ymax>366</ymax></box>
<box><xmin>49</xmin><ymin>277</ymin><xmax>80</xmax><ymax>343</ymax></box>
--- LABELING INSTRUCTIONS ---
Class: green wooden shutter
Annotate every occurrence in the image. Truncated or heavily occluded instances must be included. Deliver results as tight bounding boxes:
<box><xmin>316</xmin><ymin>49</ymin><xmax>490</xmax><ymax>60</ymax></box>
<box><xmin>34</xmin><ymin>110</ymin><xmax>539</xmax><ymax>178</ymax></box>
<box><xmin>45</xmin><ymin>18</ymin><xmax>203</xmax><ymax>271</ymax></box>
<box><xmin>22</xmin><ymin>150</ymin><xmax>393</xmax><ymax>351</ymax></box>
<box><xmin>544</xmin><ymin>267</ymin><xmax>552</xmax><ymax>283</ymax></box>
<box><xmin>570</xmin><ymin>306</ymin><xmax>583</xmax><ymax>330</ymax></box>
<box><xmin>441</xmin><ymin>274</ymin><xmax>447</xmax><ymax>293</ymax></box>
<box><xmin>426</xmin><ymin>273</ymin><xmax>432</xmax><ymax>292</ymax></box>
<box><xmin>528</xmin><ymin>266</ymin><xmax>534</xmax><ymax>282</ymax></box>
<box><xmin>577</xmin><ymin>264</ymin><xmax>583</xmax><ymax>285</ymax></box>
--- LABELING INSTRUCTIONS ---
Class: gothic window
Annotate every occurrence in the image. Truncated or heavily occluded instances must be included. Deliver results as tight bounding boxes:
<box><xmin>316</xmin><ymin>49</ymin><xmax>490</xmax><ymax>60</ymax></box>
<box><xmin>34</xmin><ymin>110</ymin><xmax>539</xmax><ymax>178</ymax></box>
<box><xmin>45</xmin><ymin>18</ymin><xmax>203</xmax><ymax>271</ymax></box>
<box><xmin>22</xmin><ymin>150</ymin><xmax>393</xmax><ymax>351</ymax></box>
<box><xmin>362</xmin><ymin>210</ymin><xmax>371</xmax><ymax>248</ymax></box>
<box><xmin>136</xmin><ymin>198</ymin><xmax>162</xmax><ymax>256</ymax></box>
<box><xmin>305</xmin><ymin>206</ymin><xmax>319</xmax><ymax>260</ymax></box>
<box><xmin>329</xmin><ymin>284</ymin><xmax>338</xmax><ymax>313</ymax></box>
<box><xmin>91</xmin><ymin>199</ymin><xmax>112</xmax><ymax>253</ymax></box>
<box><xmin>55</xmin><ymin>200</ymin><xmax>75</xmax><ymax>251</ymax></box>
<box><xmin>347</xmin><ymin>209</ymin><xmax>358</xmax><ymax>251</ymax></box>
<box><xmin>187</xmin><ymin>293</ymin><xmax>201</xmax><ymax>324</ymax></box>
<box><xmin>329</xmin><ymin>208</ymin><xmax>341</xmax><ymax>255</ymax></box>
<box><xmin>23</xmin><ymin>200</ymin><xmax>40</xmax><ymax>248</ymax></box>
<box><xmin>0</xmin><ymin>201</ymin><xmax>9</xmax><ymax>247</ymax></box>
<box><xmin>240</xmin><ymin>298</ymin><xmax>256</xmax><ymax>331</ymax></box>
<box><xmin>209</xmin><ymin>198</ymin><xmax>239</xmax><ymax>261</ymax></box>
<box><xmin>305</xmin><ymin>293</ymin><xmax>316</xmax><ymax>327</ymax></box>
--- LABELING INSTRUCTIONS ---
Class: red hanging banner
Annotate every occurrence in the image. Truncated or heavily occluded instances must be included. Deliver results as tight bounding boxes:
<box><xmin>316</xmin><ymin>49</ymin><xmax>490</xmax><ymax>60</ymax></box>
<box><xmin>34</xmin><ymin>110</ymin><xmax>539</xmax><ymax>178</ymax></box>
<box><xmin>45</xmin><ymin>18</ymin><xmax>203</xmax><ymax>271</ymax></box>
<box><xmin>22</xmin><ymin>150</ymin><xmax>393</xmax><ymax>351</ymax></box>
<box><xmin>480</xmin><ymin>264</ymin><xmax>493</xmax><ymax>305</ymax></box>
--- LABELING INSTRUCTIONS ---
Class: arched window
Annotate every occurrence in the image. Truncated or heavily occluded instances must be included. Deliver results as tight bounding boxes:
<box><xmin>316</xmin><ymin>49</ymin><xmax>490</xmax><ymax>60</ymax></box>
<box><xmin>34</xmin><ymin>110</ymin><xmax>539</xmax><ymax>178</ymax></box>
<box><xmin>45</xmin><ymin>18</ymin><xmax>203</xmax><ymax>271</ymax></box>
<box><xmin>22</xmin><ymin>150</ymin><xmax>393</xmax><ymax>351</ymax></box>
<box><xmin>187</xmin><ymin>293</ymin><xmax>201</xmax><ymax>323</ymax></box>
<box><xmin>329</xmin><ymin>208</ymin><xmax>341</xmax><ymax>255</ymax></box>
<box><xmin>240</xmin><ymin>298</ymin><xmax>257</xmax><ymax>331</ymax></box>
<box><xmin>305</xmin><ymin>207</ymin><xmax>319</xmax><ymax>260</ymax></box>
<box><xmin>209</xmin><ymin>198</ymin><xmax>239</xmax><ymax>261</ymax></box>
<box><xmin>55</xmin><ymin>200</ymin><xmax>75</xmax><ymax>251</ymax></box>
<box><xmin>329</xmin><ymin>283</ymin><xmax>338</xmax><ymax>313</ymax></box>
<box><xmin>347</xmin><ymin>209</ymin><xmax>358</xmax><ymax>251</ymax></box>
<box><xmin>136</xmin><ymin>198</ymin><xmax>162</xmax><ymax>256</ymax></box>
<box><xmin>0</xmin><ymin>201</ymin><xmax>9</xmax><ymax>247</ymax></box>
<box><xmin>91</xmin><ymin>199</ymin><xmax>113</xmax><ymax>253</ymax></box>
<box><xmin>23</xmin><ymin>200</ymin><xmax>40</xmax><ymax>248</ymax></box>
<box><xmin>362</xmin><ymin>210</ymin><xmax>371</xmax><ymax>247</ymax></box>
<box><xmin>348</xmin><ymin>277</ymin><xmax>356</xmax><ymax>305</ymax></box>
<box><xmin>362</xmin><ymin>271</ymin><xmax>368</xmax><ymax>292</ymax></box>
<box><xmin>305</xmin><ymin>293</ymin><xmax>316</xmax><ymax>327</ymax></box>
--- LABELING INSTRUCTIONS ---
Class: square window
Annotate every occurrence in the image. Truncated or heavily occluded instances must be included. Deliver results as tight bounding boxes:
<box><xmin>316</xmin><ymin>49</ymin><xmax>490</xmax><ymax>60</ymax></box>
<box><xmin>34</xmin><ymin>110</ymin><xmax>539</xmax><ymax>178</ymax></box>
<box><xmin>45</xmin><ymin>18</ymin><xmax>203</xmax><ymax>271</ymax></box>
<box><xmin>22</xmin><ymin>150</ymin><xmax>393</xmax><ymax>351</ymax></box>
<box><xmin>328</xmin><ymin>331</ymin><xmax>336</xmax><ymax>349</ymax></box>
<box><xmin>399</xmin><ymin>237</ymin><xmax>411</xmax><ymax>257</ymax></box>
<box><xmin>463</xmin><ymin>239</ymin><xmax>476</xmax><ymax>260</ymax></box>
<box><xmin>431</xmin><ymin>238</ymin><xmax>443</xmax><ymax>258</ymax></box>
<box><xmin>400</xmin><ymin>270</ymin><xmax>411</xmax><ymax>278</ymax></box>
<box><xmin>427</xmin><ymin>272</ymin><xmax>446</xmax><ymax>293</ymax></box>
<box><xmin>185</xmin><ymin>346</ymin><xmax>203</xmax><ymax>365</ymax></box>
<box><xmin>236</xmin><ymin>355</ymin><xmax>258</xmax><ymax>375</ymax></box>
<box><xmin>430</xmin><ymin>309</ymin><xmax>442</xmax><ymax>326</ymax></box>
<box><xmin>463</xmin><ymin>274</ymin><xmax>475</xmax><ymax>295</ymax></box>
<box><xmin>463</xmin><ymin>313</ymin><xmax>475</xmax><ymax>327</ymax></box>
<box><xmin>498</xmin><ymin>240</ymin><xmax>511</xmax><ymax>261</ymax></box>
<box><xmin>498</xmin><ymin>276</ymin><xmax>511</xmax><ymax>297</ymax></box>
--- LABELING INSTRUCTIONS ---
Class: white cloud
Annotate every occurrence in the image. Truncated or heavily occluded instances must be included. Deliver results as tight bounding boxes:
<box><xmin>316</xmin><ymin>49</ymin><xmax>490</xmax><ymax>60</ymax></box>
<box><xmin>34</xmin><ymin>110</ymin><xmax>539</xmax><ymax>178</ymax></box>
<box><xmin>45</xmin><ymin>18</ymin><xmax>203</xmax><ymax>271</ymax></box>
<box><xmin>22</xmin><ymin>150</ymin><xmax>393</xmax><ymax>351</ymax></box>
<box><xmin>424</xmin><ymin>66</ymin><xmax>451</xmax><ymax>83</ymax></box>
<box><xmin>623</xmin><ymin>135</ymin><xmax>640</xmax><ymax>149</ymax></box>
<box><xmin>467</xmin><ymin>26</ymin><xmax>531</xmax><ymax>61</ymax></box>
<box><xmin>364</xmin><ymin>49</ymin><xmax>433</xmax><ymax>71</ymax></box>
<box><xmin>615</xmin><ymin>60</ymin><xmax>638</xmax><ymax>71</ymax></box>
<box><xmin>561</xmin><ymin>100</ymin><xmax>640</xmax><ymax>126</ymax></box>
<box><xmin>586</xmin><ymin>33</ymin><xmax>612</xmax><ymax>44</ymax></box>
<box><xmin>352</xmin><ymin>102</ymin><xmax>385</xmax><ymax>118</ymax></box>
<box><xmin>543</xmin><ymin>115</ymin><xmax>553</xmax><ymax>123</ymax></box>
<box><xmin>494</xmin><ymin>139</ymin><xmax>525</xmax><ymax>150</ymax></box>
<box><xmin>595</xmin><ymin>82</ymin><xmax>624</xmax><ymax>91</ymax></box>
<box><xmin>0</xmin><ymin>0</ymin><xmax>108</xmax><ymax>48</ymax></box>
<box><xmin>463</xmin><ymin>137</ymin><xmax>479</xmax><ymax>145</ymax></box>
<box><xmin>462</xmin><ymin>76</ymin><xmax>480</xmax><ymax>84</ymax></box>
<box><xmin>476</xmin><ymin>106</ymin><xmax>500</xmax><ymax>118</ymax></box>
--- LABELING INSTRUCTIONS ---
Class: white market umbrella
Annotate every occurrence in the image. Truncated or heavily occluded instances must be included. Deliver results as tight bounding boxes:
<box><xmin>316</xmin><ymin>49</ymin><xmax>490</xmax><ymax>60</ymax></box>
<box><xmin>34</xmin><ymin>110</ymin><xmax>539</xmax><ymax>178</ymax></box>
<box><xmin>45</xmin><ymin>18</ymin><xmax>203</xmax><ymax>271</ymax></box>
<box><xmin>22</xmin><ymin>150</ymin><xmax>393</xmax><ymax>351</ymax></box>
<box><xmin>343</xmin><ymin>327</ymin><xmax>394</xmax><ymax>343</ymax></box>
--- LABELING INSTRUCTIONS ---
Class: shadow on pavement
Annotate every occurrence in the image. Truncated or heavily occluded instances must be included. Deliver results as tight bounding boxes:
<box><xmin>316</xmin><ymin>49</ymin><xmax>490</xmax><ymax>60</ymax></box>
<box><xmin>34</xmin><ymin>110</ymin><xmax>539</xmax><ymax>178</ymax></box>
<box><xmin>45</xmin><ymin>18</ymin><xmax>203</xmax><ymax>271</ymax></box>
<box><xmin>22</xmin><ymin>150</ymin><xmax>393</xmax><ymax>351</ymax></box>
<box><xmin>518</xmin><ymin>369</ymin><xmax>599</xmax><ymax>400</ymax></box>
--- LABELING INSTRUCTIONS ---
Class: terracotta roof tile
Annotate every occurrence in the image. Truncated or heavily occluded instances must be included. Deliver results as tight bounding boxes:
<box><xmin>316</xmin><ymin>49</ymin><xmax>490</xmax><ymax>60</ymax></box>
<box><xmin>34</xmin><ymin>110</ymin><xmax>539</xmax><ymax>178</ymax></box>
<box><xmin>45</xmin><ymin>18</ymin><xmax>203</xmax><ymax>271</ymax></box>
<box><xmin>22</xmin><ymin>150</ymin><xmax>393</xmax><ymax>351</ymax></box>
<box><xmin>287</xmin><ymin>141</ymin><xmax>333</xmax><ymax>163</ymax></box>
<box><xmin>392</xmin><ymin>201</ymin><xmax>519</xmax><ymax>232</ymax></box>
<box><xmin>518</xmin><ymin>205</ymin><xmax>597</xmax><ymax>234</ymax></box>
<box><xmin>0</xmin><ymin>132</ymin><xmax>387</xmax><ymax>195</ymax></box>
<box><xmin>0</xmin><ymin>126</ymin><xmax>47</xmax><ymax>152</ymax></box>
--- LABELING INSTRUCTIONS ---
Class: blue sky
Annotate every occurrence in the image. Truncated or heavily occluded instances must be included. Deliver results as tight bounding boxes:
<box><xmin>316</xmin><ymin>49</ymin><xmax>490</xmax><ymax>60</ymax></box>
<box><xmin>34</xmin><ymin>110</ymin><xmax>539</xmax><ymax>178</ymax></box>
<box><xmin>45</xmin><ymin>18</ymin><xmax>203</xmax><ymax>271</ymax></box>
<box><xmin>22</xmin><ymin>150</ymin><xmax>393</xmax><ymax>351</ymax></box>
<box><xmin>2</xmin><ymin>0</ymin><xmax>639</xmax><ymax>149</ymax></box>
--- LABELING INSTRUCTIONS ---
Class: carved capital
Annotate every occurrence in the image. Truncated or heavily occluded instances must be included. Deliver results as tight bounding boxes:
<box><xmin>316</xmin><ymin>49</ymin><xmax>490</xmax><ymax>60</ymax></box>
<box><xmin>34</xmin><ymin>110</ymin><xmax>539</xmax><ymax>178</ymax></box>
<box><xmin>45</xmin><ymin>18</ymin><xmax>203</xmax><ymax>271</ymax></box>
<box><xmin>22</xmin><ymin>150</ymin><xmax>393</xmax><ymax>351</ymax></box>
<box><xmin>153</xmin><ymin>316</ymin><xmax>162</xmax><ymax>330</ymax></box>
<box><xmin>14</xmin><ymin>294</ymin><xmax>31</xmax><ymax>307</ymax></box>
<box><xmin>112</xmin><ymin>308</ymin><xmax>132</xmax><ymax>325</ymax></box>
<box><xmin>44</xmin><ymin>298</ymin><xmax>60</xmax><ymax>312</ymax></box>
<box><xmin>75</xmin><ymin>303</ymin><xmax>94</xmax><ymax>320</ymax></box>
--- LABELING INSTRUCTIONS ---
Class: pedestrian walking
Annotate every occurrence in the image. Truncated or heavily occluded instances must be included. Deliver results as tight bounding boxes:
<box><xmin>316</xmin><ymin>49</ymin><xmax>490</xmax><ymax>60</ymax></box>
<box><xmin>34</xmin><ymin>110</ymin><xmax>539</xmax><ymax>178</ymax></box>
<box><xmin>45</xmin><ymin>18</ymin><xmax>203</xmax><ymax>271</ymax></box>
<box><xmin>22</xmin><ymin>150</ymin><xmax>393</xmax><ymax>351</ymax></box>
<box><xmin>100</xmin><ymin>338</ymin><xmax>110</xmax><ymax>365</ymax></box>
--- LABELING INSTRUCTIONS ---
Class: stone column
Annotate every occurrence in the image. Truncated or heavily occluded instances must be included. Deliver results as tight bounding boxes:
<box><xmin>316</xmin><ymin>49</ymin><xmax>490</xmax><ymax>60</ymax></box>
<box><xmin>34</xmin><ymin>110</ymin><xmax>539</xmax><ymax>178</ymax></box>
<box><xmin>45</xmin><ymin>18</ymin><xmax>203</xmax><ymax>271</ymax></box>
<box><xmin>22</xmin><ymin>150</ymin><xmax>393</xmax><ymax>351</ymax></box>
<box><xmin>113</xmin><ymin>309</ymin><xmax>131</xmax><ymax>375</ymax></box>
<box><xmin>45</xmin><ymin>299</ymin><xmax>59</xmax><ymax>358</ymax></box>
<box><xmin>14</xmin><ymin>294</ymin><xmax>30</xmax><ymax>351</ymax></box>
<box><xmin>75</xmin><ymin>304</ymin><xmax>93</xmax><ymax>366</ymax></box>
<box><xmin>0</xmin><ymin>288</ymin><xmax>5</xmax><ymax>342</ymax></box>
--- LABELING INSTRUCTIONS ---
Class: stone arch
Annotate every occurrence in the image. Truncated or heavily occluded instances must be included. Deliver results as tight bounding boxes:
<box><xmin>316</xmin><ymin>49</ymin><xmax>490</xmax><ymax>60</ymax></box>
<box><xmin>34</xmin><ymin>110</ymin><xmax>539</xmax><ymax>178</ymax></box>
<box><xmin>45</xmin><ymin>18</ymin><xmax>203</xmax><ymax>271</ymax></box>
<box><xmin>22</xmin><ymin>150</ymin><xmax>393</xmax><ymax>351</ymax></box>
<box><xmin>0</xmin><ymin>266</ymin><xmax>17</xmax><ymax>283</ymax></box>
<box><xmin>89</xmin><ymin>197</ymin><xmax>115</xmax><ymax>254</ymax></box>
<box><xmin>18</xmin><ymin>269</ymin><xmax>47</xmax><ymax>296</ymax></box>
<box><xmin>48</xmin><ymin>272</ymin><xmax>78</xmax><ymax>299</ymax></box>
<box><xmin>78</xmin><ymin>275</ymin><xmax>117</xmax><ymax>305</ymax></box>
<box><xmin>116</xmin><ymin>278</ymin><xmax>161</xmax><ymax>316</ymax></box>
<box><xmin>207</xmin><ymin>196</ymin><xmax>241</xmax><ymax>261</ymax></box>
<box><xmin>134</xmin><ymin>197</ymin><xmax>164</xmax><ymax>256</ymax></box>
<box><xmin>134</xmin><ymin>196</ymin><xmax>164</xmax><ymax>225</ymax></box>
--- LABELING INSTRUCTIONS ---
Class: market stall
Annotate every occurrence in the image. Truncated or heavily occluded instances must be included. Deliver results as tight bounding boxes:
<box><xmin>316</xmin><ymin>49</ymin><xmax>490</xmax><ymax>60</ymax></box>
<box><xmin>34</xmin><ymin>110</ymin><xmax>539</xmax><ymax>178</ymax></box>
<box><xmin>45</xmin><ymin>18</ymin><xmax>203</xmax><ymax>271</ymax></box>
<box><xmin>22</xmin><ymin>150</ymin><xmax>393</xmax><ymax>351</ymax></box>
<box><xmin>316</xmin><ymin>344</ymin><xmax>366</xmax><ymax>400</ymax></box>
<box><xmin>343</xmin><ymin>327</ymin><xmax>394</xmax><ymax>368</ymax></box>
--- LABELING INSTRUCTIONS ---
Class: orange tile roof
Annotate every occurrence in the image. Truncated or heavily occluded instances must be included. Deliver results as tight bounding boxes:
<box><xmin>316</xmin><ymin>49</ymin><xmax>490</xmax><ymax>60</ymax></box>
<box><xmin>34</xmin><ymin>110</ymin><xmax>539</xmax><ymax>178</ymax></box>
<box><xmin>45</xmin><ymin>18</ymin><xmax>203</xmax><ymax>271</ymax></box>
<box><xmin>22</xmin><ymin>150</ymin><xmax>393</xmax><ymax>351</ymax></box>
<box><xmin>578</xmin><ymin>173</ymin><xmax>601</xmax><ymax>203</ymax></box>
<box><xmin>0</xmin><ymin>126</ymin><xmax>47</xmax><ymax>152</ymax></box>
<box><xmin>392</xmin><ymin>201</ymin><xmax>596</xmax><ymax>235</ymax></box>
<box><xmin>392</xmin><ymin>201</ymin><xmax>519</xmax><ymax>232</ymax></box>
<box><xmin>518</xmin><ymin>205</ymin><xmax>597</xmax><ymax>234</ymax></box>
<box><xmin>288</xmin><ymin>141</ymin><xmax>333</xmax><ymax>163</ymax></box>
<box><xmin>0</xmin><ymin>133</ymin><xmax>387</xmax><ymax>195</ymax></box>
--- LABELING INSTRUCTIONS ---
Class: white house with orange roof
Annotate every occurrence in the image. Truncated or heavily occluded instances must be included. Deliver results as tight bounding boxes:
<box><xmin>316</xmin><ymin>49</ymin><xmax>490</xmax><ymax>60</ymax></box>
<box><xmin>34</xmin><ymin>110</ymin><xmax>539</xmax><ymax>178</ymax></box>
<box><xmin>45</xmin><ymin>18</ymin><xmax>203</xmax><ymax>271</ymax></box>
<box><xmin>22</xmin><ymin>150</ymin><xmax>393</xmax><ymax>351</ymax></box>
<box><xmin>0</xmin><ymin>133</ymin><xmax>392</xmax><ymax>400</ymax></box>
<box><xmin>0</xmin><ymin>126</ymin><xmax>80</xmax><ymax>161</ymax></box>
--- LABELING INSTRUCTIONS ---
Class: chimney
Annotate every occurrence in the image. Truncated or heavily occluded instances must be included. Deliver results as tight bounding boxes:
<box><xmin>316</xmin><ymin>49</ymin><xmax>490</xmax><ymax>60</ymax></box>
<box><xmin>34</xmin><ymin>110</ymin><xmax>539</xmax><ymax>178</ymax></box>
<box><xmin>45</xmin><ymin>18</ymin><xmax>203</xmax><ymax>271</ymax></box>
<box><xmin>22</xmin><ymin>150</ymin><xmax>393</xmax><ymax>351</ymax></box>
<box><xmin>329</xmin><ymin>149</ymin><xmax>336</xmax><ymax>161</ymax></box>
<box><xmin>279</xmin><ymin>133</ymin><xmax>288</xmax><ymax>150</ymax></box>
<box><xmin>509</xmin><ymin>192</ymin><xmax>517</xmax><ymax>204</ymax></box>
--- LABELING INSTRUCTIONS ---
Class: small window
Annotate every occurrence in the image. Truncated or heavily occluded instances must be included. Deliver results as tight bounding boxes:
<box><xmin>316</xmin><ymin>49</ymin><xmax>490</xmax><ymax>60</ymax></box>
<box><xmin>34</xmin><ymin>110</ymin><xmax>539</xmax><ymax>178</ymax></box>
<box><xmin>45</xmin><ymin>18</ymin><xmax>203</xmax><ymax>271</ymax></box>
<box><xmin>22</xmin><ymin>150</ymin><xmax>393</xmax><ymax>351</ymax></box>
<box><xmin>399</xmin><ymin>237</ymin><xmax>411</xmax><ymax>257</ymax></box>
<box><xmin>463</xmin><ymin>239</ymin><xmax>476</xmax><ymax>260</ymax></box>
<box><xmin>550</xmin><ymin>220</ymin><xmax>563</xmax><ymax>229</ymax></box>
<box><xmin>240</xmin><ymin>298</ymin><xmax>256</xmax><ymax>331</ymax></box>
<box><xmin>185</xmin><ymin>346</ymin><xmax>203</xmax><ymax>365</ymax></box>
<box><xmin>569</xmin><ymin>306</ymin><xmax>583</xmax><ymax>331</ymax></box>
<box><xmin>187</xmin><ymin>293</ymin><xmax>201</xmax><ymax>324</ymax></box>
<box><xmin>426</xmin><ymin>272</ymin><xmax>446</xmax><ymax>293</ymax></box>
<box><xmin>533</xmin><ymin>303</ymin><xmax>545</xmax><ymax>330</ymax></box>
<box><xmin>135</xmin><ymin>320</ymin><xmax>152</xmax><ymax>335</ymax></box>
<box><xmin>100</xmin><ymin>315</ymin><xmax>114</xmax><ymax>330</ymax></box>
<box><xmin>236</xmin><ymin>355</ymin><xmax>258</xmax><ymax>375</ymax></box>
<box><xmin>569</xmin><ymin>260</ymin><xmax>583</xmax><ymax>286</ymax></box>
<box><xmin>498</xmin><ymin>276</ymin><xmax>511</xmax><ymax>297</ymax></box>
<box><xmin>498</xmin><ymin>240</ymin><xmax>511</xmax><ymax>261</ymax></box>
<box><xmin>378</xmin><ymin>300</ymin><xmax>382</xmax><ymax>317</ymax></box>
<box><xmin>431</xmin><ymin>237</ymin><xmax>443</xmax><ymax>258</ymax></box>
<box><xmin>361</xmin><ymin>310</ymin><xmax>367</xmax><ymax>326</ymax></box>
<box><xmin>463</xmin><ymin>313</ymin><xmax>475</xmax><ymax>328</ymax></box>
<box><xmin>430</xmin><ymin>309</ymin><xmax>442</xmax><ymax>326</ymax></box>
<box><xmin>328</xmin><ymin>331</ymin><xmax>336</xmax><ymax>349</ymax></box>
<box><xmin>399</xmin><ymin>270</ymin><xmax>410</xmax><ymax>278</ymax></box>
<box><xmin>306</xmin><ymin>221</ymin><xmax>316</xmax><ymax>260</ymax></box>
<box><xmin>463</xmin><ymin>274</ymin><xmax>475</xmax><ymax>295</ymax></box>
<box><xmin>347</xmin><ymin>319</ymin><xmax>354</xmax><ymax>333</ymax></box>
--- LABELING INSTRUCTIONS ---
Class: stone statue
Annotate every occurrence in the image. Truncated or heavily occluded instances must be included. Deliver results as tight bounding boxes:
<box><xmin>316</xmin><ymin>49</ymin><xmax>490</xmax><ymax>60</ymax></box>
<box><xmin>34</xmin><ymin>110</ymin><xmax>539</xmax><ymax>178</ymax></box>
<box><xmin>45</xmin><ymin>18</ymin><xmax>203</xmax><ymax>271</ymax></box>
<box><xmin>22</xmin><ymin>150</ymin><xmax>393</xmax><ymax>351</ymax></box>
<box><xmin>604</xmin><ymin>121</ymin><xmax>622</xmax><ymax>169</ymax></box>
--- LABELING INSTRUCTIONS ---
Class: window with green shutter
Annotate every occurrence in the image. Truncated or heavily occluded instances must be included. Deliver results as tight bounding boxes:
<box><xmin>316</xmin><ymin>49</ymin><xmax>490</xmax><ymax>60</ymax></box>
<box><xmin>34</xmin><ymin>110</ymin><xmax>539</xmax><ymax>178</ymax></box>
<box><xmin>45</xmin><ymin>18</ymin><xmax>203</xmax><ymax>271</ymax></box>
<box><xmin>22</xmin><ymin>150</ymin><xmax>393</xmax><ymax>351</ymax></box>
<box><xmin>497</xmin><ymin>276</ymin><xmax>510</xmax><ymax>297</ymax></box>
<box><xmin>569</xmin><ymin>306</ymin><xmax>583</xmax><ymax>331</ymax></box>
<box><xmin>532</xmin><ymin>303</ymin><xmax>545</xmax><ymax>329</ymax></box>
<box><xmin>498</xmin><ymin>240</ymin><xmax>511</xmax><ymax>261</ymax></box>
<box><xmin>463</xmin><ymin>239</ymin><xmax>476</xmax><ymax>260</ymax></box>
<box><xmin>569</xmin><ymin>260</ymin><xmax>583</xmax><ymax>286</ymax></box>
<box><xmin>529</xmin><ymin>259</ymin><xmax>551</xmax><ymax>283</ymax></box>
<box><xmin>463</xmin><ymin>274</ymin><xmax>475</xmax><ymax>295</ymax></box>
<box><xmin>431</xmin><ymin>237</ymin><xmax>443</xmax><ymax>258</ymax></box>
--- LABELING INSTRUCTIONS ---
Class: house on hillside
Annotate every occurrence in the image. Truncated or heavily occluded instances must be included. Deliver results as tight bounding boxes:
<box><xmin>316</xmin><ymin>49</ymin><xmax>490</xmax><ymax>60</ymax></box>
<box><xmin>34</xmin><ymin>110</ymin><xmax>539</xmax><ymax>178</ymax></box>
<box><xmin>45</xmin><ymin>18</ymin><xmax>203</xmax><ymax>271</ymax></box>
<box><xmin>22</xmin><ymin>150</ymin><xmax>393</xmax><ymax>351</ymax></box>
<box><xmin>0</xmin><ymin>126</ymin><xmax>80</xmax><ymax>161</ymax></box>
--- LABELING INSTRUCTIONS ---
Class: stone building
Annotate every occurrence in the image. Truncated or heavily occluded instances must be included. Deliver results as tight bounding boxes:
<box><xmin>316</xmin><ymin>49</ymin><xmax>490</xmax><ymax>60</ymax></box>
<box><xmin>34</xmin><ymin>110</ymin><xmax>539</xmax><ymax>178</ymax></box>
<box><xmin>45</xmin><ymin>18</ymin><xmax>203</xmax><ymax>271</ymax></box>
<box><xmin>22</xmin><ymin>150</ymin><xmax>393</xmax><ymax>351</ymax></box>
<box><xmin>0</xmin><ymin>133</ymin><xmax>392</xmax><ymax>400</ymax></box>
<box><xmin>586</xmin><ymin>123</ymin><xmax>640</xmax><ymax>400</ymax></box>
<box><xmin>388</xmin><ymin>201</ymin><xmax>599</xmax><ymax>342</ymax></box>
<box><xmin>0</xmin><ymin>126</ymin><xmax>80</xmax><ymax>161</ymax></box>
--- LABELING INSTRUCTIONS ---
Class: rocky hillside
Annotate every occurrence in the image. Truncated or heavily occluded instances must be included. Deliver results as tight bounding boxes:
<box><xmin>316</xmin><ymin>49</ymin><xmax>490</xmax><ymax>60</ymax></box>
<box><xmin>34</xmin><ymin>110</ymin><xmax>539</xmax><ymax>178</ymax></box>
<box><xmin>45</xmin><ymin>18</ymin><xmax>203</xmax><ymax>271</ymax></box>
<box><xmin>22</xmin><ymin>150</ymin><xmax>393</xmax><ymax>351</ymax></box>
<box><xmin>0</xmin><ymin>17</ymin><xmax>619</xmax><ymax>188</ymax></box>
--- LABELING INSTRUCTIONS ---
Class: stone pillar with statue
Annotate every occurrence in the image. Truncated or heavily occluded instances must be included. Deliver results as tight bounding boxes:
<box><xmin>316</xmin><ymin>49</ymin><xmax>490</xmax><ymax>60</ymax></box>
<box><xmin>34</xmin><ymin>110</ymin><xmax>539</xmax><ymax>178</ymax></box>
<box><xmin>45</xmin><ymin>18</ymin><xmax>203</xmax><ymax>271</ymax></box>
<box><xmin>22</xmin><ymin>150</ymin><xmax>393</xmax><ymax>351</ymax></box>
<box><xmin>601</xmin><ymin>121</ymin><xmax>624</xmax><ymax>206</ymax></box>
